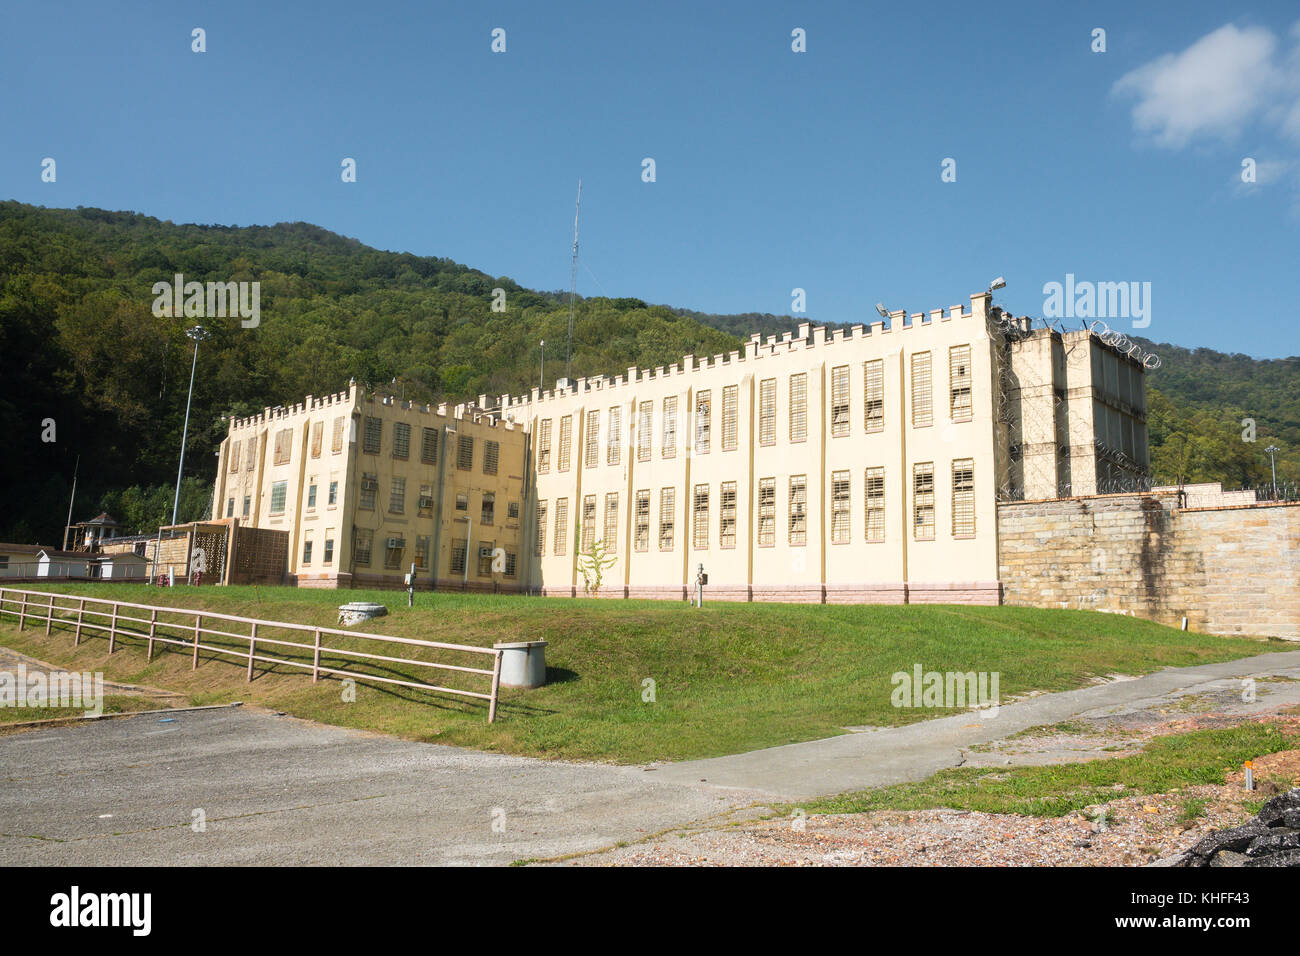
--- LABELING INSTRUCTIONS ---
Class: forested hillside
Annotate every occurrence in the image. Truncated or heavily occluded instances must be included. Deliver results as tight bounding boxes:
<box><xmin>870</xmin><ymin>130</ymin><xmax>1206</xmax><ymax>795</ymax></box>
<box><xmin>0</xmin><ymin>201</ymin><xmax>1294</xmax><ymax>543</ymax></box>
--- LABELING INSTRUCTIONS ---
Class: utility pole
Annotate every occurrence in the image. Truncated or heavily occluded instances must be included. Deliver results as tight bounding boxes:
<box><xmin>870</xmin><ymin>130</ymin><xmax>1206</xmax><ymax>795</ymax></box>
<box><xmin>566</xmin><ymin>180</ymin><xmax>581</xmax><ymax>381</ymax></box>
<box><xmin>62</xmin><ymin>454</ymin><xmax>80</xmax><ymax>552</ymax></box>
<box><xmin>540</xmin><ymin>339</ymin><xmax>545</xmax><ymax>391</ymax></box>
<box><xmin>172</xmin><ymin>325</ymin><xmax>210</xmax><ymax>526</ymax></box>
<box><xmin>1265</xmin><ymin>444</ymin><xmax>1280</xmax><ymax>500</ymax></box>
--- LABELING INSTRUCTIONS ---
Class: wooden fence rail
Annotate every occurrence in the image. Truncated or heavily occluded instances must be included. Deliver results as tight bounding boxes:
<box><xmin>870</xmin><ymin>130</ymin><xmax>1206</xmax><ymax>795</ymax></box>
<box><xmin>0</xmin><ymin>586</ymin><xmax>504</xmax><ymax>722</ymax></box>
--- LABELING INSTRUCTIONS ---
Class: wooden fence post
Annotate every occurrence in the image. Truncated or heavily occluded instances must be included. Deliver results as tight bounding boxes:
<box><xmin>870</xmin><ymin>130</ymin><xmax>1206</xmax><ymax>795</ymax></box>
<box><xmin>74</xmin><ymin>598</ymin><xmax>85</xmax><ymax>645</ymax></box>
<box><xmin>247</xmin><ymin>623</ymin><xmax>258</xmax><ymax>682</ymax></box>
<box><xmin>108</xmin><ymin>602</ymin><xmax>119</xmax><ymax>653</ymax></box>
<box><xmin>488</xmin><ymin>650</ymin><xmax>503</xmax><ymax>724</ymax></box>
<box><xmin>44</xmin><ymin>594</ymin><xmax>54</xmax><ymax>635</ymax></box>
<box><xmin>146</xmin><ymin>609</ymin><xmax>157</xmax><ymax>661</ymax></box>
<box><xmin>311</xmin><ymin>629</ymin><xmax>322</xmax><ymax>682</ymax></box>
<box><xmin>192</xmin><ymin>614</ymin><xmax>202</xmax><ymax>669</ymax></box>
<box><xmin>18</xmin><ymin>592</ymin><xmax>27</xmax><ymax>631</ymax></box>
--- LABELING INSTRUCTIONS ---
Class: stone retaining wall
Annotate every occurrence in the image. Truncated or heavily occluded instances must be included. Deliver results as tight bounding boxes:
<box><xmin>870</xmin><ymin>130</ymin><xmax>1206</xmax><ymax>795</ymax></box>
<box><xmin>998</xmin><ymin>493</ymin><xmax>1300</xmax><ymax>640</ymax></box>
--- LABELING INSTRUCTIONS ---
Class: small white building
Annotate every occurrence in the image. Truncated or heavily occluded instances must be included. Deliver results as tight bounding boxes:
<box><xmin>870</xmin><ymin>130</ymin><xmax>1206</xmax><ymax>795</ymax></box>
<box><xmin>35</xmin><ymin>549</ymin><xmax>93</xmax><ymax>579</ymax></box>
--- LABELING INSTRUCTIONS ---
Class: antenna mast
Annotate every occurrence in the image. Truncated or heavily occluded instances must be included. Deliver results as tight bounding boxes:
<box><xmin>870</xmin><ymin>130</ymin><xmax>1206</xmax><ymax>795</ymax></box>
<box><xmin>566</xmin><ymin>179</ymin><xmax>581</xmax><ymax>380</ymax></box>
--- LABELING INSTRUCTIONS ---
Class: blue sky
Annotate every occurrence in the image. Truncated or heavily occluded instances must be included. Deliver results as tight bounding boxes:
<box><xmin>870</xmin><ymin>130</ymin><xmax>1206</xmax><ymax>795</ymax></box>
<box><xmin>3</xmin><ymin>0</ymin><xmax>1299</xmax><ymax>357</ymax></box>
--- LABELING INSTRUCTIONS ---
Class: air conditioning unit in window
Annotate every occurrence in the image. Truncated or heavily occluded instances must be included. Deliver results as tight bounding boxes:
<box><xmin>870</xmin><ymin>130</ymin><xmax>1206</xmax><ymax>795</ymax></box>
<box><xmin>418</xmin><ymin>496</ymin><xmax>434</xmax><ymax>509</ymax></box>
<box><xmin>478</xmin><ymin>546</ymin><xmax>494</xmax><ymax>559</ymax></box>
<box><xmin>386</xmin><ymin>537</ymin><xmax>405</xmax><ymax>549</ymax></box>
<box><xmin>361</xmin><ymin>478</ymin><xmax>378</xmax><ymax>491</ymax></box>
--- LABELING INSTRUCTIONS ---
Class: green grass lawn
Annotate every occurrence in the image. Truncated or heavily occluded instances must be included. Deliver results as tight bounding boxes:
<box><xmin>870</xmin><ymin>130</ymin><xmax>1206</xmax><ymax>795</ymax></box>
<box><xmin>803</xmin><ymin>719</ymin><xmax>1300</xmax><ymax>817</ymax></box>
<box><xmin>0</xmin><ymin>582</ymin><xmax>1288</xmax><ymax>763</ymax></box>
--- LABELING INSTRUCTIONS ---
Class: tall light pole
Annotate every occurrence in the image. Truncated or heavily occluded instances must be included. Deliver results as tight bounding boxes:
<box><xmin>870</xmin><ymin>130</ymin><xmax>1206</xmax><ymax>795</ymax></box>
<box><xmin>172</xmin><ymin>325</ymin><xmax>210</xmax><ymax>526</ymax></box>
<box><xmin>1265</xmin><ymin>444</ymin><xmax>1280</xmax><ymax>500</ymax></box>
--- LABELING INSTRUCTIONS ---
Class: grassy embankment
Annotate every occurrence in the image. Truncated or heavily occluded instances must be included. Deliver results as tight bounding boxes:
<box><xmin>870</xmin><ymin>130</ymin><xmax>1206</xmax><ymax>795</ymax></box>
<box><xmin>0</xmin><ymin>582</ymin><xmax>1287</xmax><ymax>763</ymax></box>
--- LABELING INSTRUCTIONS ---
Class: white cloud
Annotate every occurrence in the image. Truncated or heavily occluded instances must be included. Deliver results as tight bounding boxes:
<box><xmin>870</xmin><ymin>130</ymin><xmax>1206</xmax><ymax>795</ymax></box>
<box><xmin>1114</xmin><ymin>23</ymin><xmax>1299</xmax><ymax>148</ymax></box>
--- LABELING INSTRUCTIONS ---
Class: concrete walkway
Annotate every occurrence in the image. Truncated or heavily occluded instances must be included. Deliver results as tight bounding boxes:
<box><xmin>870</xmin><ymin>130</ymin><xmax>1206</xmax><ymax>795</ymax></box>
<box><xmin>647</xmin><ymin>649</ymin><xmax>1300</xmax><ymax>801</ymax></box>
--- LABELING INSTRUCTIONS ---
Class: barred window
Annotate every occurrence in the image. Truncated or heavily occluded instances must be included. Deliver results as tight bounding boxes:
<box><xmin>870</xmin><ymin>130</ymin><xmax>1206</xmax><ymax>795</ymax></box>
<box><xmin>418</xmin><ymin>483</ymin><xmax>434</xmax><ymax>515</ymax></box>
<box><xmin>554</xmin><ymin>498</ymin><xmax>568</xmax><ymax>555</ymax></box>
<box><xmin>229</xmin><ymin>440</ymin><xmax>241</xmax><ymax>473</ymax></box>
<box><xmin>585</xmin><ymin>410</ymin><xmax>600</xmax><ymax>468</ymax></box>
<box><xmin>455</xmin><ymin>492</ymin><xmax>467</xmax><ymax>512</ymax></box>
<box><xmin>692</xmin><ymin>483</ymin><xmax>710</xmax><ymax>550</ymax></box>
<box><xmin>789</xmin><ymin>475</ymin><xmax>807</xmax><ymax>546</ymax></box>
<box><xmin>363</xmin><ymin>416</ymin><xmax>382</xmax><ymax>454</ymax></box>
<box><xmin>913</xmin><ymin>462</ymin><xmax>935</xmax><ymax>540</ymax></box>
<box><xmin>359</xmin><ymin>472</ymin><xmax>377</xmax><ymax>511</ymax></box>
<box><xmin>911</xmin><ymin>352</ymin><xmax>933</xmax><ymax>427</ymax></box>
<box><xmin>393</xmin><ymin>422</ymin><xmax>411</xmax><ymax>459</ymax></box>
<box><xmin>634</xmin><ymin>489</ymin><xmax>650</xmax><ymax>552</ymax></box>
<box><xmin>421</xmin><ymin>427</ymin><xmax>438</xmax><ymax>464</ymax></box>
<box><xmin>384</xmin><ymin>535</ymin><xmax>405</xmax><ymax>570</ymax></box>
<box><xmin>831</xmin><ymin>365</ymin><xmax>850</xmax><ymax>437</ymax></box>
<box><xmin>535</xmin><ymin>500</ymin><xmax>548</xmax><ymax>556</ymax></box>
<box><xmin>758</xmin><ymin>379</ymin><xmax>777</xmax><ymax>446</ymax></box>
<box><xmin>332</xmin><ymin>416</ymin><xmax>345</xmax><ymax>454</ymax></box>
<box><xmin>865</xmin><ymin>467</ymin><xmax>885</xmax><ymax>542</ymax></box>
<box><xmin>508</xmin><ymin>501</ymin><xmax>519</xmax><ymax>520</ymax></box>
<box><xmin>607</xmin><ymin>406</ymin><xmax>622</xmax><ymax>465</ymax></box>
<box><xmin>484</xmin><ymin>440</ymin><xmax>499</xmax><ymax>476</ymax></box>
<box><xmin>415</xmin><ymin>535</ymin><xmax>430</xmax><ymax>571</ymax></box>
<box><xmin>831</xmin><ymin>470</ymin><xmax>851</xmax><ymax>544</ymax></box>
<box><xmin>659</xmin><ymin>488</ymin><xmax>675</xmax><ymax>550</ymax></box>
<box><xmin>537</xmin><ymin>418</ymin><xmax>552</xmax><ymax>472</ymax></box>
<box><xmin>355</xmin><ymin>528</ymin><xmax>373</xmax><ymax>567</ymax></box>
<box><xmin>270</xmin><ymin>480</ymin><xmax>287</xmax><ymax>515</ymax></box>
<box><xmin>694</xmin><ymin>391</ymin><xmax>711</xmax><ymax>454</ymax></box>
<box><xmin>457</xmin><ymin>434</ymin><xmax>473</xmax><ymax>471</ymax></box>
<box><xmin>558</xmin><ymin>415</ymin><xmax>572</xmax><ymax>472</ymax></box>
<box><xmin>721</xmin><ymin>385</ymin><xmax>738</xmax><ymax>451</ymax></box>
<box><xmin>720</xmin><ymin>481</ymin><xmax>737</xmax><ymax>549</ymax></box>
<box><xmin>504</xmin><ymin>552</ymin><xmax>517</xmax><ymax>578</ymax></box>
<box><xmin>638</xmin><ymin>401</ymin><xmax>652</xmax><ymax>462</ymax></box>
<box><xmin>949</xmin><ymin>345</ymin><xmax>973</xmax><ymax>423</ymax></box>
<box><xmin>864</xmin><ymin>359</ymin><xmax>885</xmax><ymax>433</ymax></box>
<box><xmin>790</xmin><ymin>373</ymin><xmax>807</xmax><ymax>442</ymax></box>
<box><xmin>389</xmin><ymin>476</ymin><xmax>405</xmax><ymax>514</ymax></box>
<box><xmin>449</xmin><ymin>538</ymin><xmax>467</xmax><ymax>574</ymax></box>
<box><xmin>757</xmin><ymin>478</ymin><xmax>776</xmax><ymax>547</ymax></box>
<box><xmin>311</xmin><ymin>422</ymin><xmax>323</xmax><ymax>458</ymax></box>
<box><xmin>581</xmin><ymin>495</ymin><xmax>596</xmax><ymax>552</ymax></box>
<box><xmin>604</xmin><ymin>492</ymin><xmax>619</xmax><ymax>550</ymax></box>
<box><xmin>662</xmin><ymin>396</ymin><xmax>677</xmax><ymax>458</ymax></box>
<box><xmin>477</xmin><ymin>541</ymin><xmax>494</xmax><ymax>576</ymax></box>
<box><xmin>481</xmin><ymin>492</ymin><xmax>495</xmax><ymax>525</ymax></box>
<box><xmin>952</xmin><ymin>458</ymin><xmax>975</xmax><ymax>536</ymax></box>
<box><xmin>245</xmin><ymin>438</ymin><xmax>257</xmax><ymax>471</ymax></box>
<box><xmin>274</xmin><ymin>428</ymin><xmax>293</xmax><ymax>465</ymax></box>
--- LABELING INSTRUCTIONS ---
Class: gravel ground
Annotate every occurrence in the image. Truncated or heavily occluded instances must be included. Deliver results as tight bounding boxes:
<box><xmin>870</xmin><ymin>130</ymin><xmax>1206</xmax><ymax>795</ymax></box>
<box><xmin>569</xmin><ymin>716</ymin><xmax>1300</xmax><ymax>867</ymax></box>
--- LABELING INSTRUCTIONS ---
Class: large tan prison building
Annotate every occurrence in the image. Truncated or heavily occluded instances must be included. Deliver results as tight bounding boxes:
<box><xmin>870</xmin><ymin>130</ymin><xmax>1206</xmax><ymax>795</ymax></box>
<box><xmin>210</xmin><ymin>386</ymin><xmax>529</xmax><ymax>590</ymax></box>
<box><xmin>211</xmin><ymin>290</ymin><xmax>1150</xmax><ymax>603</ymax></box>
<box><xmin>499</xmin><ymin>291</ymin><xmax>1148</xmax><ymax>603</ymax></box>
